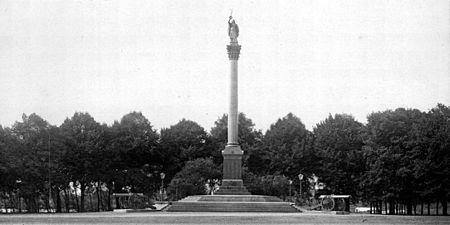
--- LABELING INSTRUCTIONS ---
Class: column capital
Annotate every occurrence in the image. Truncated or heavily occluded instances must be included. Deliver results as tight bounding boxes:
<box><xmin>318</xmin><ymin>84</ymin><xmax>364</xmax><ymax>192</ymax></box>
<box><xmin>227</xmin><ymin>44</ymin><xmax>241</xmax><ymax>60</ymax></box>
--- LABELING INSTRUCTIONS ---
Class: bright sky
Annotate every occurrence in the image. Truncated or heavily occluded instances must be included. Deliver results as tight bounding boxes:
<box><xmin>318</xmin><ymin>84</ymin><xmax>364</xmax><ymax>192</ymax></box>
<box><xmin>1</xmin><ymin>0</ymin><xmax>449</xmax><ymax>132</ymax></box>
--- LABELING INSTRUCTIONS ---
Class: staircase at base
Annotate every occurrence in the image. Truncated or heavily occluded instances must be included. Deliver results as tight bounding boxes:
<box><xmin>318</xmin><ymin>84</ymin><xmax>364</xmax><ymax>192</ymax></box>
<box><xmin>167</xmin><ymin>195</ymin><xmax>299</xmax><ymax>212</ymax></box>
<box><xmin>214</xmin><ymin>179</ymin><xmax>250</xmax><ymax>195</ymax></box>
<box><xmin>214</xmin><ymin>185</ymin><xmax>250</xmax><ymax>195</ymax></box>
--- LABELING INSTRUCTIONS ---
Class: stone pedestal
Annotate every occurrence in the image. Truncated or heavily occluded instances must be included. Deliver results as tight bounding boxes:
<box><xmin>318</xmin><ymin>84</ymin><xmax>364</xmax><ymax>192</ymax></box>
<box><xmin>215</xmin><ymin>145</ymin><xmax>250</xmax><ymax>195</ymax></box>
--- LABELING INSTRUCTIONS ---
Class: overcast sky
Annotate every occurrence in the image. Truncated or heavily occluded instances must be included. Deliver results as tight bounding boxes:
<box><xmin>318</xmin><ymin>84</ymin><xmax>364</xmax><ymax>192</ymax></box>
<box><xmin>1</xmin><ymin>0</ymin><xmax>449</xmax><ymax>132</ymax></box>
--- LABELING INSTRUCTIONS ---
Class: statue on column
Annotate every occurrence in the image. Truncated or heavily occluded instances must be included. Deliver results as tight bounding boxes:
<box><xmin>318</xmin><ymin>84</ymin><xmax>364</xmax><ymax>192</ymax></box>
<box><xmin>228</xmin><ymin>16</ymin><xmax>239</xmax><ymax>43</ymax></box>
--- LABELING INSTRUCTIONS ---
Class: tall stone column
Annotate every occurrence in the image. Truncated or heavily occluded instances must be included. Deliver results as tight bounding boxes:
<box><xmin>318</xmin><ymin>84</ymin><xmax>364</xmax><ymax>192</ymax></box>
<box><xmin>216</xmin><ymin>16</ymin><xmax>250</xmax><ymax>195</ymax></box>
<box><xmin>222</xmin><ymin>43</ymin><xmax>244</xmax><ymax>182</ymax></box>
<box><xmin>227</xmin><ymin>44</ymin><xmax>241</xmax><ymax>146</ymax></box>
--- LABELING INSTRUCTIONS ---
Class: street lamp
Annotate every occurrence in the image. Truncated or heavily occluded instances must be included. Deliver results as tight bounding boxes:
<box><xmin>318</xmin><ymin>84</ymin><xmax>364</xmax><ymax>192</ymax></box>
<box><xmin>298</xmin><ymin>173</ymin><xmax>304</xmax><ymax>200</ymax></box>
<box><xmin>16</xmin><ymin>179</ymin><xmax>22</xmax><ymax>212</ymax></box>
<box><xmin>47</xmin><ymin>129</ymin><xmax>52</xmax><ymax>212</ymax></box>
<box><xmin>160</xmin><ymin>172</ymin><xmax>165</xmax><ymax>201</ymax></box>
<box><xmin>289</xmin><ymin>180</ymin><xmax>293</xmax><ymax>198</ymax></box>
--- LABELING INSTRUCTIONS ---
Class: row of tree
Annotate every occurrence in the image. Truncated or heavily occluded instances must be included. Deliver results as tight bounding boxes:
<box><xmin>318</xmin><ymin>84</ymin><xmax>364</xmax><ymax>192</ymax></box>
<box><xmin>0</xmin><ymin>104</ymin><xmax>448</xmax><ymax>215</ymax></box>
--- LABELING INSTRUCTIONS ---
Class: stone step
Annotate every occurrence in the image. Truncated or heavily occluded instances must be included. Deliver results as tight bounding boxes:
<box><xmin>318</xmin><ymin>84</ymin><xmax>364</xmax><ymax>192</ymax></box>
<box><xmin>178</xmin><ymin>196</ymin><xmax>202</xmax><ymax>202</ymax></box>
<box><xmin>196</xmin><ymin>195</ymin><xmax>283</xmax><ymax>202</ymax></box>
<box><xmin>167</xmin><ymin>202</ymin><xmax>299</xmax><ymax>212</ymax></box>
<box><xmin>215</xmin><ymin>186</ymin><xmax>250</xmax><ymax>195</ymax></box>
<box><xmin>214</xmin><ymin>191</ymin><xmax>251</xmax><ymax>195</ymax></box>
<box><xmin>215</xmin><ymin>190</ymin><xmax>250</xmax><ymax>192</ymax></box>
<box><xmin>218</xmin><ymin>186</ymin><xmax>250</xmax><ymax>190</ymax></box>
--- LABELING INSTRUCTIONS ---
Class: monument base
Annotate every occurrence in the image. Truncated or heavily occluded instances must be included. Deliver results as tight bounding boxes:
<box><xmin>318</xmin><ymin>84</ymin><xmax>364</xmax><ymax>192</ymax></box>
<box><xmin>216</xmin><ymin>145</ymin><xmax>250</xmax><ymax>195</ymax></box>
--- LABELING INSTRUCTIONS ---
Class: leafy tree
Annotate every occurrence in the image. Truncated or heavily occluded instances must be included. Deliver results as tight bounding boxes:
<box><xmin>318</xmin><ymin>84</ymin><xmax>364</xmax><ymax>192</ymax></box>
<box><xmin>167</xmin><ymin>158</ymin><xmax>221</xmax><ymax>199</ymax></box>
<box><xmin>107</xmin><ymin>112</ymin><xmax>160</xmax><ymax>196</ymax></box>
<box><xmin>59</xmin><ymin>112</ymin><xmax>103</xmax><ymax>212</ymax></box>
<box><xmin>413</xmin><ymin>104</ymin><xmax>450</xmax><ymax>215</ymax></box>
<box><xmin>0</xmin><ymin>125</ymin><xmax>23</xmax><ymax>211</ymax></box>
<box><xmin>262</xmin><ymin>113</ymin><xmax>309</xmax><ymax>177</ymax></box>
<box><xmin>7</xmin><ymin>113</ymin><xmax>53</xmax><ymax>212</ymax></box>
<box><xmin>159</xmin><ymin>119</ymin><xmax>209</xmax><ymax>181</ymax></box>
<box><xmin>313</xmin><ymin>114</ymin><xmax>365</xmax><ymax>198</ymax></box>
<box><xmin>362</xmin><ymin>108</ymin><xmax>425</xmax><ymax>214</ymax></box>
<box><xmin>45</xmin><ymin>125</ymin><xmax>70</xmax><ymax>213</ymax></box>
<box><xmin>0</xmin><ymin>126</ymin><xmax>12</xmax><ymax>192</ymax></box>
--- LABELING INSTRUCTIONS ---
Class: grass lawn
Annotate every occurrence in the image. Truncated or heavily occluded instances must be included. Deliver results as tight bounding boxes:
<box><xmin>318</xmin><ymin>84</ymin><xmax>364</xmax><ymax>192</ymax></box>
<box><xmin>1</xmin><ymin>212</ymin><xmax>449</xmax><ymax>225</ymax></box>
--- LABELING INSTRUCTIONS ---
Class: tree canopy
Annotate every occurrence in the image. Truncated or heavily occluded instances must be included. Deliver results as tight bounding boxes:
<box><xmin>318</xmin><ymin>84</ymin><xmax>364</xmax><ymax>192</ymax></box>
<box><xmin>0</xmin><ymin>104</ymin><xmax>448</xmax><ymax>215</ymax></box>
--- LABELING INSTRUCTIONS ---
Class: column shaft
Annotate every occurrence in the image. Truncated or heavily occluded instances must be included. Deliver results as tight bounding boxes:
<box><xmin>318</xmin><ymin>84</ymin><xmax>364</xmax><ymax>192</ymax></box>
<box><xmin>228</xmin><ymin>59</ymin><xmax>238</xmax><ymax>145</ymax></box>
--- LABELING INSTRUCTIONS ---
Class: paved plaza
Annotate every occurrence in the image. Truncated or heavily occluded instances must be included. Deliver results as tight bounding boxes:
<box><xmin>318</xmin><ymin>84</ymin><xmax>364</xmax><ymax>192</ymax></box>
<box><xmin>1</xmin><ymin>212</ymin><xmax>449</xmax><ymax>225</ymax></box>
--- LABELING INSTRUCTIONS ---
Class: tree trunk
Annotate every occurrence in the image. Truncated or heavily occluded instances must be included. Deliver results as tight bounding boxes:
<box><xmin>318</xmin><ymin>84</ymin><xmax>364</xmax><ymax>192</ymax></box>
<box><xmin>108</xmin><ymin>190</ymin><xmax>112</xmax><ymax>211</ymax></box>
<box><xmin>56</xmin><ymin>189</ymin><xmax>62</xmax><ymax>213</ymax></box>
<box><xmin>436</xmin><ymin>201</ymin><xmax>439</xmax><ymax>215</ymax></box>
<box><xmin>421</xmin><ymin>201</ymin><xmax>423</xmax><ymax>215</ymax></box>
<box><xmin>375</xmin><ymin>201</ymin><xmax>378</xmax><ymax>214</ymax></box>
<box><xmin>386</xmin><ymin>200</ymin><xmax>394</xmax><ymax>215</ymax></box>
<box><xmin>376</xmin><ymin>201</ymin><xmax>379</xmax><ymax>214</ymax></box>
<box><xmin>103</xmin><ymin>191</ymin><xmax>108</xmax><ymax>211</ymax></box>
<box><xmin>73</xmin><ymin>186</ymin><xmax>79</xmax><ymax>212</ymax></box>
<box><xmin>384</xmin><ymin>201</ymin><xmax>388</xmax><ymax>215</ymax></box>
<box><xmin>107</xmin><ymin>183</ymin><xmax>113</xmax><ymax>211</ymax></box>
<box><xmin>63</xmin><ymin>189</ymin><xmax>70</xmax><ymax>213</ymax></box>
<box><xmin>378</xmin><ymin>201</ymin><xmax>382</xmax><ymax>214</ymax></box>
<box><xmin>427</xmin><ymin>201</ymin><xmax>430</xmax><ymax>215</ymax></box>
<box><xmin>101</xmin><ymin>191</ymin><xmax>107</xmax><ymax>211</ymax></box>
<box><xmin>45</xmin><ymin>194</ymin><xmax>50</xmax><ymax>213</ymax></box>
<box><xmin>116</xmin><ymin>196</ymin><xmax>121</xmax><ymax>209</ymax></box>
<box><xmin>17</xmin><ymin>193</ymin><xmax>22</xmax><ymax>213</ymax></box>
<box><xmin>406</xmin><ymin>202</ymin><xmax>413</xmax><ymax>215</ymax></box>
<box><xmin>374</xmin><ymin>201</ymin><xmax>376</xmax><ymax>214</ymax></box>
<box><xmin>35</xmin><ymin>194</ymin><xmax>41</xmax><ymax>213</ymax></box>
<box><xmin>369</xmin><ymin>202</ymin><xmax>372</xmax><ymax>214</ymax></box>
<box><xmin>2</xmin><ymin>195</ymin><xmax>6</xmax><ymax>213</ymax></box>
<box><xmin>379</xmin><ymin>200</ymin><xmax>383</xmax><ymax>214</ymax></box>
<box><xmin>413</xmin><ymin>203</ymin><xmax>416</xmax><ymax>215</ymax></box>
<box><xmin>30</xmin><ymin>197</ymin><xmax>37</xmax><ymax>213</ymax></box>
<box><xmin>23</xmin><ymin>197</ymin><xmax>28</xmax><ymax>213</ymax></box>
<box><xmin>10</xmin><ymin>196</ymin><xmax>15</xmax><ymax>213</ymax></box>
<box><xmin>442</xmin><ymin>200</ymin><xmax>447</xmax><ymax>216</ymax></box>
<box><xmin>89</xmin><ymin>192</ymin><xmax>94</xmax><ymax>212</ymax></box>
<box><xmin>96</xmin><ymin>181</ymin><xmax>101</xmax><ymax>212</ymax></box>
<box><xmin>80</xmin><ymin>183</ymin><xmax>86</xmax><ymax>212</ymax></box>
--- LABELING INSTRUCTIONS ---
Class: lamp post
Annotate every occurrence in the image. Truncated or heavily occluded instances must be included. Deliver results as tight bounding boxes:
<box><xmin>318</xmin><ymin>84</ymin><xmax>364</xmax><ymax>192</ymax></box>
<box><xmin>16</xmin><ymin>179</ymin><xmax>22</xmax><ymax>213</ymax></box>
<box><xmin>160</xmin><ymin>172</ymin><xmax>165</xmax><ymax>201</ymax></box>
<box><xmin>175</xmin><ymin>183</ymin><xmax>178</xmax><ymax>200</ymax></box>
<box><xmin>289</xmin><ymin>180</ymin><xmax>293</xmax><ymax>198</ymax></box>
<box><xmin>298</xmin><ymin>173</ymin><xmax>304</xmax><ymax>200</ymax></box>
<box><xmin>47</xmin><ymin>129</ymin><xmax>52</xmax><ymax>212</ymax></box>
